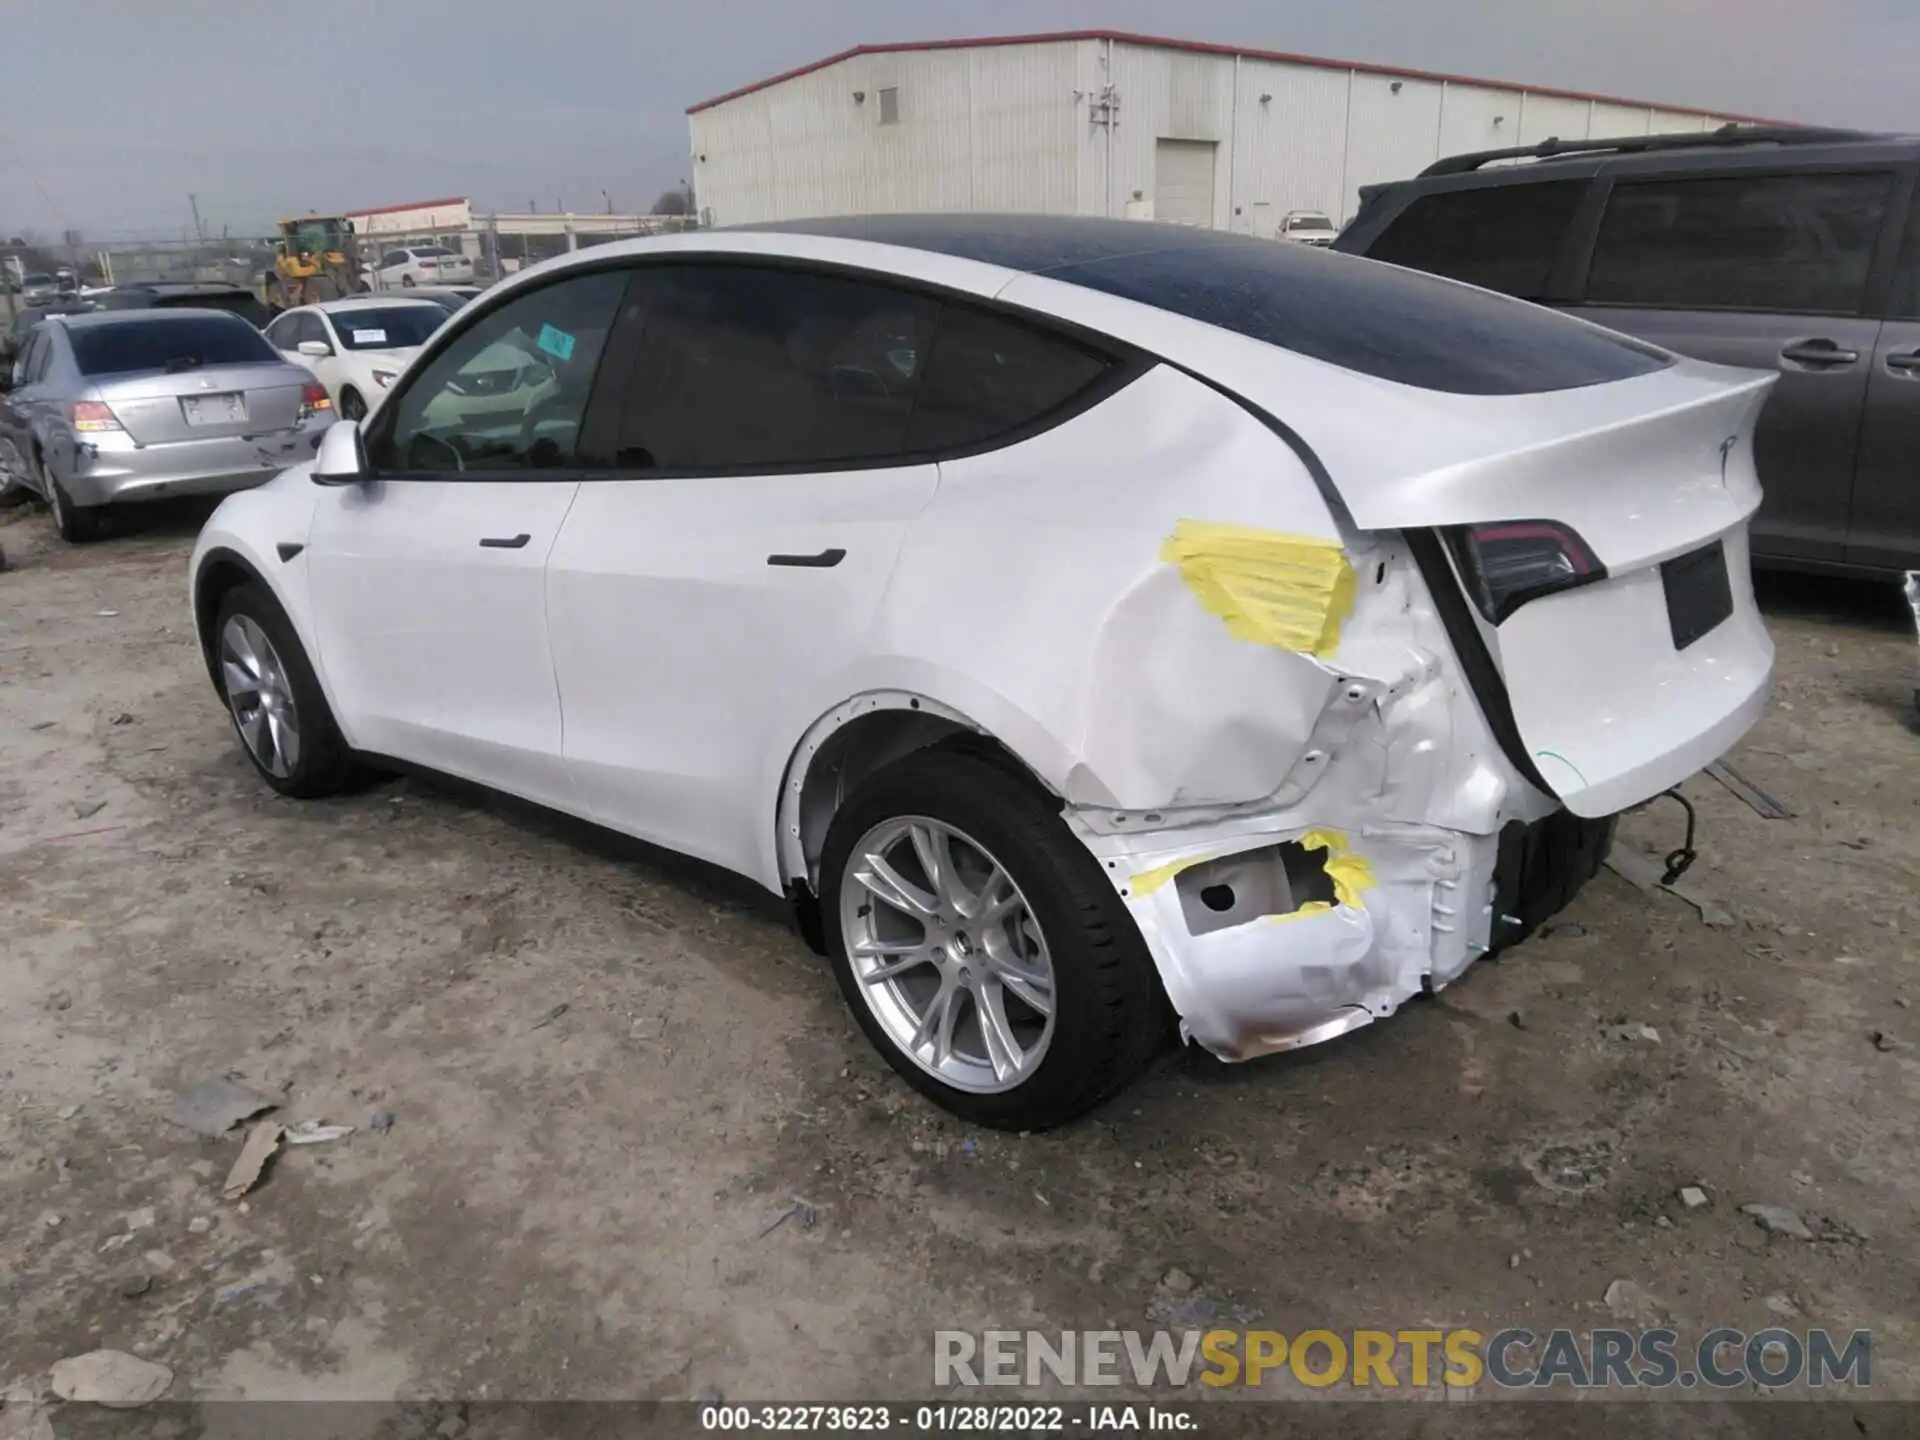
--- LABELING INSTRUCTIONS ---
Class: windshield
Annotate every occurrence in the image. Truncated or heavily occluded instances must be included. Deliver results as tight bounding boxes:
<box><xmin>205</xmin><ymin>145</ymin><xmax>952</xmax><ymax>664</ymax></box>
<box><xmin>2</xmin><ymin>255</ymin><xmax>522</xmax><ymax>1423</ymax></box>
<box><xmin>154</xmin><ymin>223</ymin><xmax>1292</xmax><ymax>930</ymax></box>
<box><xmin>328</xmin><ymin>305</ymin><xmax>444</xmax><ymax>350</ymax></box>
<box><xmin>287</xmin><ymin>220</ymin><xmax>351</xmax><ymax>253</ymax></box>
<box><xmin>22</xmin><ymin>273</ymin><xmax>53</xmax><ymax>286</ymax></box>
<box><xmin>1287</xmin><ymin>216</ymin><xmax>1332</xmax><ymax>231</ymax></box>
<box><xmin>70</xmin><ymin>316</ymin><xmax>279</xmax><ymax>377</ymax></box>
<box><xmin>413</xmin><ymin>246</ymin><xmax>457</xmax><ymax>258</ymax></box>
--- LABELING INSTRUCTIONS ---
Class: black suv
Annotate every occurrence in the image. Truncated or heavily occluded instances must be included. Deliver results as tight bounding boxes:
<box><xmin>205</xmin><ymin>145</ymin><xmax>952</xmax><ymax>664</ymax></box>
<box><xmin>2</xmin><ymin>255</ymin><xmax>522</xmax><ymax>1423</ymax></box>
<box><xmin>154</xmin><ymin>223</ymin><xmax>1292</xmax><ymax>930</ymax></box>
<box><xmin>1335</xmin><ymin>127</ymin><xmax>1920</xmax><ymax>579</ymax></box>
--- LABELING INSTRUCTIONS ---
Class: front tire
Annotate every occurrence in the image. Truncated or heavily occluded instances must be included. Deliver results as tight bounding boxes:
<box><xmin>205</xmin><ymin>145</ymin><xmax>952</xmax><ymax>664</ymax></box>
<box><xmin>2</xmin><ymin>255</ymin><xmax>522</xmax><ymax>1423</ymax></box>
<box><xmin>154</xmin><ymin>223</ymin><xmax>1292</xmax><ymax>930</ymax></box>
<box><xmin>213</xmin><ymin>582</ymin><xmax>354</xmax><ymax>798</ymax></box>
<box><xmin>820</xmin><ymin>749</ymin><xmax>1166</xmax><ymax>1129</ymax></box>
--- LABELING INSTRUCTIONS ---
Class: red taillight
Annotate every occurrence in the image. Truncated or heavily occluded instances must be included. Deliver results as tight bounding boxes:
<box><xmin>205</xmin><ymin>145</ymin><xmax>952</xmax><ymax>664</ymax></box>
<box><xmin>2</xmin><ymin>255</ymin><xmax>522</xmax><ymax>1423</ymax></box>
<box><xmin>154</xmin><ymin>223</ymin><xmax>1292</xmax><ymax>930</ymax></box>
<box><xmin>299</xmin><ymin>382</ymin><xmax>332</xmax><ymax>420</ymax></box>
<box><xmin>1445</xmin><ymin>520</ymin><xmax>1605</xmax><ymax>625</ymax></box>
<box><xmin>71</xmin><ymin>400</ymin><xmax>123</xmax><ymax>433</ymax></box>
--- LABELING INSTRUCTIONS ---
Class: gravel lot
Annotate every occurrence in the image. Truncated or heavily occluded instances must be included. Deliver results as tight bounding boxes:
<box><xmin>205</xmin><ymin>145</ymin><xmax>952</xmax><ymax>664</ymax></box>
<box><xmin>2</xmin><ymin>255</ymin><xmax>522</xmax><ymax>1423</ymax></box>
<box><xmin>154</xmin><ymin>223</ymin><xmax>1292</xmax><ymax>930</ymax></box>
<box><xmin>2</xmin><ymin>498</ymin><xmax>1917</xmax><ymax>1433</ymax></box>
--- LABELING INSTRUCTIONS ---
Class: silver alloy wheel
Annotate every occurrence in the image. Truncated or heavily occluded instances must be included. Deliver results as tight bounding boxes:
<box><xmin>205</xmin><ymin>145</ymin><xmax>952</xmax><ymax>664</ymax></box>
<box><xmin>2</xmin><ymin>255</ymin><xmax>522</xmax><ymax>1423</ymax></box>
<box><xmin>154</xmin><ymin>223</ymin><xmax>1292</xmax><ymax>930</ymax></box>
<box><xmin>839</xmin><ymin>815</ymin><xmax>1056</xmax><ymax>1094</ymax></box>
<box><xmin>220</xmin><ymin>614</ymin><xmax>302</xmax><ymax>779</ymax></box>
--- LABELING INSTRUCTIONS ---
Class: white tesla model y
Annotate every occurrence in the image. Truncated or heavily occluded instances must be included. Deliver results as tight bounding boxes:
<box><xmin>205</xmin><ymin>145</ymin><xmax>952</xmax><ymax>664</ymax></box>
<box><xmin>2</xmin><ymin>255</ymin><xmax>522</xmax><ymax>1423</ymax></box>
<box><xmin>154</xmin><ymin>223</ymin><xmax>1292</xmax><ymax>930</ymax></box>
<box><xmin>190</xmin><ymin>216</ymin><xmax>1774</xmax><ymax>1127</ymax></box>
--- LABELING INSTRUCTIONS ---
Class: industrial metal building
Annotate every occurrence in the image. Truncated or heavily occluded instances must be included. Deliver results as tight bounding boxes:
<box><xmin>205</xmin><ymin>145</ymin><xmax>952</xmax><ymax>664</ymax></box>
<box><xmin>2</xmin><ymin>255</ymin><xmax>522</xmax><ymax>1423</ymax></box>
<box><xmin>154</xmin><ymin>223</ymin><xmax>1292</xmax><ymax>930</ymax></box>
<box><xmin>687</xmin><ymin>31</ymin><xmax>1761</xmax><ymax>234</ymax></box>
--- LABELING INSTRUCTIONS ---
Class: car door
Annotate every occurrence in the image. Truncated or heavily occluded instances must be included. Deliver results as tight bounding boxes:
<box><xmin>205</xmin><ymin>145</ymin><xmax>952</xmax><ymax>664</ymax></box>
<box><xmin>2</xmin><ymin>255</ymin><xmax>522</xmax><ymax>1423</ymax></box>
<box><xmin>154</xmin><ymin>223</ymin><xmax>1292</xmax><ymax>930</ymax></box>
<box><xmin>1</xmin><ymin>330</ymin><xmax>47</xmax><ymax>487</ymax></box>
<box><xmin>302</xmin><ymin>267</ymin><xmax>631</xmax><ymax>809</ymax></box>
<box><xmin>1849</xmin><ymin>187</ymin><xmax>1920</xmax><ymax>574</ymax></box>
<box><xmin>544</xmin><ymin>262</ymin><xmax>945</xmax><ymax>881</ymax></box>
<box><xmin>1566</xmin><ymin>167</ymin><xmax>1899</xmax><ymax>565</ymax></box>
<box><xmin>306</xmin><ymin>312</ymin><xmax>354</xmax><ymax>400</ymax></box>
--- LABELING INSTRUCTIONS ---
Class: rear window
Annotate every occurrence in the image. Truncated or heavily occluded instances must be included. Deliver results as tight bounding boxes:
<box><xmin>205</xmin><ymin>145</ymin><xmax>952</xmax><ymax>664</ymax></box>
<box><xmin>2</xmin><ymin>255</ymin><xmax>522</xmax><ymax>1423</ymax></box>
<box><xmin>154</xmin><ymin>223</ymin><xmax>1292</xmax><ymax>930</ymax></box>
<box><xmin>1362</xmin><ymin>179</ymin><xmax>1588</xmax><ymax>300</ymax></box>
<box><xmin>69</xmin><ymin>317</ymin><xmax>278</xmax><ymax>377</ymax></box>
<box><xmin>1052</xmin><ymin>239</ymin><xmax>1671</xmax><ymax>395</ymax></box>
<box><xmin>1586</xmin><ymin>171</ymin><xmax>1895</xmax><ymax>314</ymax></box>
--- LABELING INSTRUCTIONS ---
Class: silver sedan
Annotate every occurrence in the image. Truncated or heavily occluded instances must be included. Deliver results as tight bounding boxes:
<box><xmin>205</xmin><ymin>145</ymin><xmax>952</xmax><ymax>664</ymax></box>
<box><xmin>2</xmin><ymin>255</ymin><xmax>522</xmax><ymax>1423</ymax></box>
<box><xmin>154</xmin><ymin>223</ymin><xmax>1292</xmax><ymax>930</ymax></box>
<box><xmin>0</xmin><ymin>308</ymin><xmax>335</xmax><ymax>542</ymax></box>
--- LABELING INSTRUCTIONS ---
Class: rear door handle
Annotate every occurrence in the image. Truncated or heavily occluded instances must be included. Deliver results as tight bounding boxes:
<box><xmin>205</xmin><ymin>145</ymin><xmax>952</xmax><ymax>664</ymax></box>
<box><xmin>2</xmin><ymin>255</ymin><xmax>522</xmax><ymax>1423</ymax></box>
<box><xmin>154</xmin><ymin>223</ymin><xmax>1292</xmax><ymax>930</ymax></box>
<box><xmin>1779</xmin><ymin>340</ymin><xmax>1860</xmax><ymax>368</ymax></box>
<box><xmin>479</xmin><ymin>533</ymin><xmax>531</xmax><ymax>549</ymax></box>
<box><xmin>767</xmin><ymin>548</ymin><xmax>846</xmax><ymax>568</ymax></box>
<box><xmin>1885</xmin><ymin>350</ymin><xmax>1920</xmax><ymax>375</ymax></box>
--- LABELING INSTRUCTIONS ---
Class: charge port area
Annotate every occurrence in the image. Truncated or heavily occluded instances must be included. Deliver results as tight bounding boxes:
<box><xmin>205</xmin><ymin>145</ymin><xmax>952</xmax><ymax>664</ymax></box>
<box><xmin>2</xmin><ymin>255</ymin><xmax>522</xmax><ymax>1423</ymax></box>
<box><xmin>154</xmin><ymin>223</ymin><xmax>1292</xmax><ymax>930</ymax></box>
<box><xmin>1173</xmin><ymin>841</ymin><xmax>1339</xmax><ymax>936</ymax></box>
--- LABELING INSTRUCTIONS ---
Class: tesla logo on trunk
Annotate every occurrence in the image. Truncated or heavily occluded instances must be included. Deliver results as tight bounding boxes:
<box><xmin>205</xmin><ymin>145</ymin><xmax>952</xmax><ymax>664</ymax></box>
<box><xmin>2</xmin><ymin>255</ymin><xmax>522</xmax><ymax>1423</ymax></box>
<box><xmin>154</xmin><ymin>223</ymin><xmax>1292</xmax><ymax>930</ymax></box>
<box><xmin>1719</xmin><ymin>435</ymin><xmax>1737</xmax><ymax>483</ymax></box>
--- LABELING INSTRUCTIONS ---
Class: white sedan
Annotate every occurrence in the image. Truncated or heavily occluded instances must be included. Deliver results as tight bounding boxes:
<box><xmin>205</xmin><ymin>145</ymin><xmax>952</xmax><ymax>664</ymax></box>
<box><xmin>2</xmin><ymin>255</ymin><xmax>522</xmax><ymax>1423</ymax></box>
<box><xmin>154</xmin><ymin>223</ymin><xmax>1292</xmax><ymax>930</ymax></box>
<box><xmin>263</xmin><ymin>298</ymin><xmax>448</xmax><ymax>420</ymax></box>
<box><xmin>190</xmin><ymin>218</ymin><xmax>1774</xmax><ymax>1128</ymax></box>
<box><xmin>371</xmin><ymin>245</ymin><xmax>476</xmax><ymax>288</ymax></box>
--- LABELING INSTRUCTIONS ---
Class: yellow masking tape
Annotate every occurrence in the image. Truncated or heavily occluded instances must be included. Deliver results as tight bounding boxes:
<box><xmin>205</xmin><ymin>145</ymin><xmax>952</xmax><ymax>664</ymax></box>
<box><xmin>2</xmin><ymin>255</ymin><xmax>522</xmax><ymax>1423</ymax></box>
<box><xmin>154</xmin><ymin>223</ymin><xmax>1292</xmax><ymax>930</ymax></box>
<box><xmin>1130</xmin><ymin>830</ymin><xmax>1375</xmax><ymax>911</ymax></box>
<box><xmin>1128</xmin><ymin>855</ymin><xmax>1203</xmax><ymax>897</ymax></box>
<box><xmin>1298</xmin><ymin>828</ymin><xmax>1376</xmax><ymax>909</ymax></box>
<box><xmin>1160</xmin><ymin>520</ymin><xmax>1358</xmax><ymax>657</ymax></box>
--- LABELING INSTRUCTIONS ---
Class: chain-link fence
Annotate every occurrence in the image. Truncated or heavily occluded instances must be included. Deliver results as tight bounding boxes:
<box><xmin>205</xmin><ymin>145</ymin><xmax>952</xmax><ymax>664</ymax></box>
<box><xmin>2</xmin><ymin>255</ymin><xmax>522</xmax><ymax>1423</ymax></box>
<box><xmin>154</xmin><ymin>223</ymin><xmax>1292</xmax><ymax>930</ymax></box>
<box><xmin>86</xmin><ymin>215</ymin><xmax>702</xmax><ymax>295</ymax></box>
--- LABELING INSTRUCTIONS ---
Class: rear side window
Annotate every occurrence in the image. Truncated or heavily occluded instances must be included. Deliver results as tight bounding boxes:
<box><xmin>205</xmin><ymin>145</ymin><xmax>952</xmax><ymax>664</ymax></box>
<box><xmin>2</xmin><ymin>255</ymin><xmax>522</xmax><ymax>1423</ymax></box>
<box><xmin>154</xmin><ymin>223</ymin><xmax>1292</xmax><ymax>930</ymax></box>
<box><xmin>1056</xmin><ymin>240</ymin><xmax>1670</xmax><ymax>395</ymax></box>
<box><xmin>68</xmin><ymin>317</ymin><xmax>277</xmax><ymax>377</ymax></box>
<box><xmin>1586</xmin><ymin>171</ymin><xmax>1894</xmax><ymax>314</ymax></box>
<box><xmin>905</xmin><ymin>307</ymin><xmax>1113</xmax><ymax>452</ymax></box>
<box><xmin>614</xmin><ymin>266</ymin><xmax>938</xmax><ymax>470</ymax></box>
<box><xmin>1363</xmin><ymin>179</ymin><xmax>1587</xmax><ymax>299</ymax></box>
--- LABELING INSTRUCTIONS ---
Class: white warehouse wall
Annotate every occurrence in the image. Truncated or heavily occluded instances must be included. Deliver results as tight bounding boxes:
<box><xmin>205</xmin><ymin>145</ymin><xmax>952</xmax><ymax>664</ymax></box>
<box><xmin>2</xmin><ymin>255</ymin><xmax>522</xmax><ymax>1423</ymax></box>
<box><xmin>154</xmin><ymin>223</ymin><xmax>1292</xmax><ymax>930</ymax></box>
<box><xmin>690</xmin><ymin>37</ymin><xmax>1760</xmax><ymax>230</ymax></box>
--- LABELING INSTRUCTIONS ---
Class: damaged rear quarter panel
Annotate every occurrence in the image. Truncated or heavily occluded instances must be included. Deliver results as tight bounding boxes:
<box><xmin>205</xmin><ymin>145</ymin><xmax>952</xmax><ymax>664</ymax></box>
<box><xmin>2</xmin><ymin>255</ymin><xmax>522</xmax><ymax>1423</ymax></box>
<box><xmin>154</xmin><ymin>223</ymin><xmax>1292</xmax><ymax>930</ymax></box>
<box><xmin>845</xmin><ymin>362</ymin><xmax>1551</xmax><ymax>1060</ymax></box>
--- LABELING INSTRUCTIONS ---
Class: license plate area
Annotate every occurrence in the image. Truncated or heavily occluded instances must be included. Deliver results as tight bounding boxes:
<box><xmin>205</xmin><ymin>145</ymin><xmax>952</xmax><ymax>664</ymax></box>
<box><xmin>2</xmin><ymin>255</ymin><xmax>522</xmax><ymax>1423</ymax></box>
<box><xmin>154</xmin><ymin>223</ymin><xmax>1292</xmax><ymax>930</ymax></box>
<box><xmin>182</xmin><ymin>393</ymin><xmax>247</xmax><ymax>427</ymax></box>
<box><xmin>1661</xmin><ymin>541</ymin><xmax>1733</xmax><ymax>651</ymax></box>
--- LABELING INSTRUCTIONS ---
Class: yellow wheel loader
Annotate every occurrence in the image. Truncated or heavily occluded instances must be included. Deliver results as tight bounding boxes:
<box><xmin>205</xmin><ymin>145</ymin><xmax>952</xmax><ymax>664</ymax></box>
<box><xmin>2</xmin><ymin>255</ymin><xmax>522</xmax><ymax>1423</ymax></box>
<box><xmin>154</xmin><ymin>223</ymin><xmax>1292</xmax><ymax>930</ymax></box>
<box><xmin>262</xmin><ymin>215</ymin><xmax>366</xmax><ymax>312</ymax></box>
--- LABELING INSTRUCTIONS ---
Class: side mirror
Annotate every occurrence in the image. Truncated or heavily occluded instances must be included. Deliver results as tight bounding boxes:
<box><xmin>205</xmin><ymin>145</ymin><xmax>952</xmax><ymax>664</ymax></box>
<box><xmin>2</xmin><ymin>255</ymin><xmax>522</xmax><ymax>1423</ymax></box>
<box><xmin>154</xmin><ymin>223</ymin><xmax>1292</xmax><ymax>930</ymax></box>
<box><xmin>297</xmin><ymin>340</ymin><xmax>332</xmax><ymax>358</ymax></box>
<box><xmin>312</xmin><ymin>419</ymin><xmax>368</xmax><ymax>486</ymax></box>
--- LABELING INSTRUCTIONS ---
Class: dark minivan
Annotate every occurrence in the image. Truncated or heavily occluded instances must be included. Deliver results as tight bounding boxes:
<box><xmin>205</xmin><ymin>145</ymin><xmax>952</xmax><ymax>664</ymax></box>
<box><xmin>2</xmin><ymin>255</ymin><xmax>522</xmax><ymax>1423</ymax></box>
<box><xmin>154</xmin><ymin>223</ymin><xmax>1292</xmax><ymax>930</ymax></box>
<box><xmin>1335</xmin><ymin>126</ymin><xmax>1920</xmax><ymax>578</ymax></box>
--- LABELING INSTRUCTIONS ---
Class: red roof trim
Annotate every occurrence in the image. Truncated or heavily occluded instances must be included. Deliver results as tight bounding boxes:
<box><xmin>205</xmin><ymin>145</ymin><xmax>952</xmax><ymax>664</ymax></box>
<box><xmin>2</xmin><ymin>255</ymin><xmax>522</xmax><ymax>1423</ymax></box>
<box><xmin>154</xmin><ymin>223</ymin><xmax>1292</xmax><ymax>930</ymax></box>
<box><xmin>346</xmin><ymin>196</ymin><xmax>470</xmax><ymax>218</ymax></box>
<box><xmin>686</xmin><ymin>30</ymin><xmax>1776</xmax><ymax>124</ymax></box>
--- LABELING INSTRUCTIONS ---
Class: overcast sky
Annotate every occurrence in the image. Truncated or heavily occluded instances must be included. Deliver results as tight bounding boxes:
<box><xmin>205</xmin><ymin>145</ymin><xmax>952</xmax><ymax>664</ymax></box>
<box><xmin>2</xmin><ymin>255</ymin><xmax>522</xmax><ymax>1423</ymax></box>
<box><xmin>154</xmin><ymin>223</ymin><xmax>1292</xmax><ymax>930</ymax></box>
<box><xmin>2</xmin><ymin>0</ymin><xmax>1914</xmax><ymax>239</ymax></box>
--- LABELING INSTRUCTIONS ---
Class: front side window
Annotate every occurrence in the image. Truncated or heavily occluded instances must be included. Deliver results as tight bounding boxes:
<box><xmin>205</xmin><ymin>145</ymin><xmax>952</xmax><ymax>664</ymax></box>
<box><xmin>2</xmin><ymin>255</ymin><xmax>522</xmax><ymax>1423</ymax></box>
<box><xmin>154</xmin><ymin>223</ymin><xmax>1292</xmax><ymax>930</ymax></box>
<box><xmin>376</xmin><ymin>269</ymin><xmax>629</xmax><ymax>473</ymax></box>
<box><xmin>1586</xmin><ymin>171</ymin><xmax>1894</xmax><ymax>314</ymax></box>
<box><xmin>1364</xmin><ymin>179</ymin><xmax>1588</xmax><ymax>300</ymax></box>
<box><xmin>613</xmin><ymin>265</ymin><xmax>937</xmax><ymax>471</ymax></box>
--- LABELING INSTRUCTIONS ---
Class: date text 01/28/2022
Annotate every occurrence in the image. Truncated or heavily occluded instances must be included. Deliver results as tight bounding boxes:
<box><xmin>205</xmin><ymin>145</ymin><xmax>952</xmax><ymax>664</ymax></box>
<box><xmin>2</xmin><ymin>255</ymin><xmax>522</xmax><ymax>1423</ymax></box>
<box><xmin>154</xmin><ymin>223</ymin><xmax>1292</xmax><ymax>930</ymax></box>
<box><xmin>699</xmin><ymin>1405</ymin><xmax>1196</xmax><ymax>1431</ymax></box>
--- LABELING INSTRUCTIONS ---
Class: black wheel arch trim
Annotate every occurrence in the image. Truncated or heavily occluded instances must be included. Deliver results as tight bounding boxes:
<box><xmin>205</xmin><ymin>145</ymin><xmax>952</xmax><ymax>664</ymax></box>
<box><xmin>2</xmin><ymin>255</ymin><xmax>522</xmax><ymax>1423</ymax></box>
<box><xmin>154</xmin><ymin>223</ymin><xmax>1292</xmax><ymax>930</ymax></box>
<box><xmin>191</xmin><ymin>545</ymin><xmax>275</xmax><ymax>687</ymax></box>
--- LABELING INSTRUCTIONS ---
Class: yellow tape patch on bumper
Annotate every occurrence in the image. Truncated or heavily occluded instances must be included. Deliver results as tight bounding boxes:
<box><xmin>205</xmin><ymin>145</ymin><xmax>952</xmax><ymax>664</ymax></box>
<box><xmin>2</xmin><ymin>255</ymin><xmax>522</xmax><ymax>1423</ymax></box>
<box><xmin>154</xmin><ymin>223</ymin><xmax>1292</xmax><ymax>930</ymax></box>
<box><xmin>1161</xmin><ymin>520</ymin><xmax>1358</xmax><ymax>657</ymax></box>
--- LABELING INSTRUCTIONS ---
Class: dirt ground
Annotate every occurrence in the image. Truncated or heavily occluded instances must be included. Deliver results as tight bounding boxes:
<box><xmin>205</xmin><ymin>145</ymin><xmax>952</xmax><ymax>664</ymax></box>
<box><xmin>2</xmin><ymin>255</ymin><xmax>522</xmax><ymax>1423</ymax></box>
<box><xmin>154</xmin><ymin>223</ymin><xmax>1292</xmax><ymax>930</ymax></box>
<box><xmin>2</xmin><ymin>497</ymin><xmax>1917</xmax><ymax>1434</ymax></box>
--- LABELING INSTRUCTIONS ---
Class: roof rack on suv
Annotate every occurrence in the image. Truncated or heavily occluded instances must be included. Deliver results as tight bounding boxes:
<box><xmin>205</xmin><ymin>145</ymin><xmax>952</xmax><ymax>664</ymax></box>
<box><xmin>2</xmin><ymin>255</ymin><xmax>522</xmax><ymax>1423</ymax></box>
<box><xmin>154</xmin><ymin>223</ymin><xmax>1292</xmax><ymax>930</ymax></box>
<box><xmin>1418</xmin><ymin>124</ymin><xmax>1881</xmax><ymax>178</ymax></box>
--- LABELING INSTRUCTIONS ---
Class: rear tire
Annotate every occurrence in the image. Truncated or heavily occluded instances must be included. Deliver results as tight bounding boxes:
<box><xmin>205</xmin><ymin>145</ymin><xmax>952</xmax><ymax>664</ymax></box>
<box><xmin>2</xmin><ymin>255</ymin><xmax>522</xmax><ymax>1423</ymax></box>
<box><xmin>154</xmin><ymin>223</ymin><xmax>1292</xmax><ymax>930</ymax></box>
<box><xmin>213</xmin><ymin>582</ymin><xmax>355</xmax><ymax>799</ymax></box>
<box><xmin>820</xmin><ymin>749</ymin><xmax>1166</xmax><ymax>1129</ymax></box>
<box><xmin>40</xmin><ymin>453</ymin><xmax>105</xmax><ymax>543</ymax></box>
<box><xmin>401</xmin><ymin>274</ymin><xmax>416</xmax><ymax>287</ymax></box>
<box><xmin>338</xmin><ymin>388</ymin><xmax>367</xmax><ymax>421</ymax></box>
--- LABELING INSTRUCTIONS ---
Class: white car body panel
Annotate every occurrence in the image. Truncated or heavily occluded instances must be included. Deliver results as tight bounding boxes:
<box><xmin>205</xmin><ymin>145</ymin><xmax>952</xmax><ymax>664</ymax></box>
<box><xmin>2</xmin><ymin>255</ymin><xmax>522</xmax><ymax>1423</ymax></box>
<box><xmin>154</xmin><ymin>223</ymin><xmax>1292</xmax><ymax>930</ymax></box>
<box><xmin>192</xmin><ymin>223</ymin><xmax>1776</xmax><ymax>1067</ymax></box>
<box><xmin>548</xmin><ymin>463</ymin><xmax>940</xmax><ymax>878</ymax></box>
<box><xmin>998</xmin><ymin>272</ymin><xmax>1777</xmax><ymax>818</ymax></box>
<box><xmin>305</xmin><ymin>478</ymin><xmax>584</xmax><ymax>811</ymax></box>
